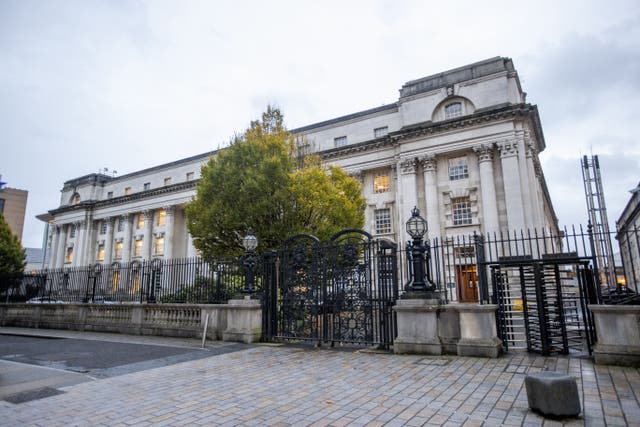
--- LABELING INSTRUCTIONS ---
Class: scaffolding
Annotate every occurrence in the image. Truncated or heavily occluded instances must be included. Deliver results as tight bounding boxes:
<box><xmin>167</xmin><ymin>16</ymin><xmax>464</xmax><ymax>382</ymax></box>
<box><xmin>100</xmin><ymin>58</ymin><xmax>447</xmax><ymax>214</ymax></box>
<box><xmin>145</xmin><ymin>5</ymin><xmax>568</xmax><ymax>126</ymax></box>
<box><xmin>581</xmin><ymin>155</ymin><xmax>617</xmax><ymax>289</ymax></box>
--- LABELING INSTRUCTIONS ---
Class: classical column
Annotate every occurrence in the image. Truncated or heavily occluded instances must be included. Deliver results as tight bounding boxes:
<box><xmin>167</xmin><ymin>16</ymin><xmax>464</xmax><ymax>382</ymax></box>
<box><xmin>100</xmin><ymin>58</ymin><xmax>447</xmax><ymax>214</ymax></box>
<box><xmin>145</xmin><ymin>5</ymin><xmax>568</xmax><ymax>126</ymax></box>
<box><xmin>499</xmin><ymin>140</ymin><xmax>525</xmax><ymax>232</ymax></box>
<box><xmin>121</xmin><ymin>214</ymin><xmax>133</xmax><ymax>262</ymax></box>
<box><xmin>164</xmin><ymin>206</ymin><xmax>175</xmax><ymax>259</ymax></box>
<box><xmin>143</xmin><ymin>210</ymin><xmax>154</xmax><ymax>260</ymax></box>
<box><xmin>55</xmin><ymin>224</ymin><xmax>68</xmax><ymax>268</ymax></box>
<box><xmin>73</xmin><ymin>220</ymin><xmax>86</xmax><ymax>266</ymax></box>
<box><xmin>525</xmin><ymin>134</ymin><xmax>544</xmax><ymax>229</ymax></box>
<box><xmin>399</xmin><ymin>157</ymin><xmax>419</xmax><ymax>226</ymax></box>
<box><xmin>515</xmin><ymin>132</ymin><xmax>533</xmax><ymax>229</ymax></box>
<box><xmin>103</xmin><ymin>217</ymin><xmax>115</xmax><ymax>264</ymax></box>
<box><xmin>187</xmin><ymin>233</ymin><xmax>197</xmax><ymax>258</ymax></box>
<box><xmin>420</xmin><ymin>154</ymin><xmax>441</xmax><ymax>239</ymax></box>
<box><xmin>48</xmin><ymin>225</ymin><xmax>60</xmax><ymax>269</ymax></box>
<box><xmin>473</xmin><ymin>144</ymin><xmax>500</xmax><ymax>234</ymax></box>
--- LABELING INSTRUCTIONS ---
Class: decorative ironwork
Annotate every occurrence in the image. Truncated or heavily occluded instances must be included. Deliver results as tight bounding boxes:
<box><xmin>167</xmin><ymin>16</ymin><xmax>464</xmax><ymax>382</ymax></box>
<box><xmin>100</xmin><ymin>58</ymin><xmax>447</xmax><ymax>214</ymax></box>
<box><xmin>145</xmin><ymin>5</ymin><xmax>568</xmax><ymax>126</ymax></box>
<box><xmin>267</xmin><ymin>229</ymin><xmax>398</xmax><ymax>349</ymax></box>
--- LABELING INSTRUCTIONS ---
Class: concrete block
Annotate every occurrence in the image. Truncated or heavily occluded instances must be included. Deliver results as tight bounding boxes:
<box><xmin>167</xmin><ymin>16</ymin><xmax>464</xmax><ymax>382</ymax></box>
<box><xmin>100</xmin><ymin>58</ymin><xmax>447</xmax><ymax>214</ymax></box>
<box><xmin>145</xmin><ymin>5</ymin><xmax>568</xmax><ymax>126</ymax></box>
<box><xmin>525</xmin><ymin>371</ymin><xmax>581</xmax><ymax>417</ymax></box>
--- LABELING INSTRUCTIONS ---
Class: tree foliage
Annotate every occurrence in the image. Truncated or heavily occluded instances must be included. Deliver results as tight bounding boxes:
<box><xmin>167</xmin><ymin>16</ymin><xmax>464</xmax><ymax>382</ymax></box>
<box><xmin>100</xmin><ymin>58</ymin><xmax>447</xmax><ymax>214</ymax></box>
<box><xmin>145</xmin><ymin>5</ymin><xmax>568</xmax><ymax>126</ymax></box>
<box><xmin>186</xmin><ymin>107</ymin><xmax>365</xmax><ymax>258</ymax></box>
<box><xmin>0</xmin><ymin>213</ymin><xmax>25</xmax><ymax>290</ymax></box>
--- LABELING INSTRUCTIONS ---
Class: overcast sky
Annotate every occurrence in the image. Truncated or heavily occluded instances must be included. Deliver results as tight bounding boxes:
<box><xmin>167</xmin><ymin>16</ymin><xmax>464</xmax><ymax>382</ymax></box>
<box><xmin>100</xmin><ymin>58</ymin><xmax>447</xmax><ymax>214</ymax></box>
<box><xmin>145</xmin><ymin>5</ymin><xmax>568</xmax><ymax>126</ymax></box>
<box><xmin>2</xmin><ymin>0</ymin><xmax>639</xmax><ymax>248</ymax></box>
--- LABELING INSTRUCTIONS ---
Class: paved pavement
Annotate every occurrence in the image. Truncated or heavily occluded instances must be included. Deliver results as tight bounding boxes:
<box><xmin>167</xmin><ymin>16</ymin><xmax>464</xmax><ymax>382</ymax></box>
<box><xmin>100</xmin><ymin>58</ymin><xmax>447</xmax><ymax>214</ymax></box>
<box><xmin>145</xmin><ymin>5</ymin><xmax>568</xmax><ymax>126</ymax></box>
<box><xmin>0</xmin><ymin>328</ymin><xmax>639</xmax><ymax>426</ymax></box>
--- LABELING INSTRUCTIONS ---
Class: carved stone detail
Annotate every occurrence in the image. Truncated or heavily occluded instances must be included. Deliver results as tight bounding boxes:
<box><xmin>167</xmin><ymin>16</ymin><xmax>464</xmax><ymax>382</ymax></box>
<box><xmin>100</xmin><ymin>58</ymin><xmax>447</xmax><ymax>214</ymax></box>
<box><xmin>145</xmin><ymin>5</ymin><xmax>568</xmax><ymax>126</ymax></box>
<box><xmin>498</xmin><ymin>140</ymin><xmax>518</xmax><ymax>158</ymax></box>
<box><xmin>349</xmin><ymin>170</ymin><xmax>364</xmax><ymax>183</ymax></box>
<box><xmin>399</xmin><ymin>157</ymin><xmax>417</xmax><ymax>174</ymax></box>
<box><xmin>420</xmin><ymin>154</ymin><xmax>437</xmax><ymax>173</ymax></box>
<box><xmin>473</xmin><ymin>144</ymin><xmax>495</xmax><ymax>163</ymax></box>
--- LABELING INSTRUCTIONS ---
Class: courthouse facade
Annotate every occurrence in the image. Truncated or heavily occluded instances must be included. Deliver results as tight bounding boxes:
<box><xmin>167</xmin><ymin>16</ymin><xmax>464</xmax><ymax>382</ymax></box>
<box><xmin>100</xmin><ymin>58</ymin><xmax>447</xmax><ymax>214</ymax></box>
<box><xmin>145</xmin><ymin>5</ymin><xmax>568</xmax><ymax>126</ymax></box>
<box><xmin>39</xmin><ymin>57</ymin><xmax>558</xmax><ymax>288</ymax></box>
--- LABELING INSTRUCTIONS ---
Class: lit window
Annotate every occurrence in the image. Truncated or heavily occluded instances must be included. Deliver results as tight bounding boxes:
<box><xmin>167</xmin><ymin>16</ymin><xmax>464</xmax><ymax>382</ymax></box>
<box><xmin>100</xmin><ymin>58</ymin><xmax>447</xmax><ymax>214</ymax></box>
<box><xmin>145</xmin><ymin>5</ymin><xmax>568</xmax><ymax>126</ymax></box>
<box><xmin>99</xmin><ymin>221</ymin><xmax>107</xmax><ymax>235</ymax></box>
<box><xmin>374</xmin><ymin>209</ymin><xmax>392</xmax><ymax>234</ymax></box>
<box><xmin>186</xmin><ymin>172</ymin><xmax>194</xmax><ymax>181</ymax></box>
<box><xmin>117</xmin><ymin>218</ymin><xmax>125</xmax><ymax>232</ymax></box>
<box><xmin>374</xmin><ymin>126</ymin><xmax>388</xmax><ymax>138</ymax></box>
<box><xmin>124</xmin><ymin>187</ymin><xmax>132</xmax><ymax>196</ymax></box>
<box><xmin>334</xmin><ymin>136</ymin><xmax>347</xmax><ymax>148</ymax></box>
<box><xmin>97</xmin><ymin>243</ymin><xmax>105</xmax><ymax>261</ymax></box>
<box><xmin>114</xmin><ymin>242</ymin><xmax>123</xmax><ymax>259</ymax></box>
<box><xmin>164</xmin><ymin>177</ymin><xmax>172</xmax><ymax>186</ymax></box>
<box><xmin>157</xmin><ymin>209</ymin><xmax>166</xmax><ymax>226</ymax></box>
<box><xmin>65</xmin><ymin>247</ymin><xmax>73</xmax><ymax>263</ymax></box>
<box><xmin>445</xmin><ymin>102</ymin><xmax>462</xmax><ymax>119</ymax></box>
<box><xmin>136</xmin><ymin>214</ymin><xmax>144</xmax><ymax>229</ymax></box>
<box><xmin>448</xmin><ymin>157</ymin><xmax>469</xmax><ymax>181</ymax></box>
<box><xmin>69</xmin><ymin>224</ymin><xmax>76</xmax><ymax>238</ymax></box>
<box><xmin>454</xmin><ymin>246</ymin><xmax>475</xmax><ymax>259</ymax></box>
<box><xmin>154</xmin><ymin>237</ymin><xmax>164</xmax><ymax>255</ymax></box>
<box><xmin>107</xmin><ymin>191</ymin><xmax>113</xmax><ymax>199</ymax></box>
<box><xmin>112</xmin><ymin>269</ymin><xmax>120</xmax><ymax>291</ymax></box>
<box><xmin>143</xmin><ymin>183</ymin><xmax>151</xmax><ymax>191</ymax></box>
<box><xmin>131</xmin><ymin>270</ymin><xmax>140</xmax><ymax>293</ymax></box>
<box><xmin>452</xmin><ymin>197</ymin><xmax>472</xmax><ymax>226</ymax></box>
<box><xmin>134</xmin><ymin>239</ymin><xmax>143</xmax><ymax>257</ymax></box>
<box><xmin>373</xmin><ymin>173</ymin><xmax>390</xmax><ymax>194</ymax></box>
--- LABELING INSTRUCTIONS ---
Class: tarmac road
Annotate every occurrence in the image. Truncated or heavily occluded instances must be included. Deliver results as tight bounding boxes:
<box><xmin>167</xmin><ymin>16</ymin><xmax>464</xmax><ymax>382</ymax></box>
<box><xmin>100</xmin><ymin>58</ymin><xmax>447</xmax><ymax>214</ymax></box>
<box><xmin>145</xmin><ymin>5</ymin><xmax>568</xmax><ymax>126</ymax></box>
<box><xmin>0</xmin><ymin>330</ymin><xmax>245</xmax><ymax>404</ymax></box>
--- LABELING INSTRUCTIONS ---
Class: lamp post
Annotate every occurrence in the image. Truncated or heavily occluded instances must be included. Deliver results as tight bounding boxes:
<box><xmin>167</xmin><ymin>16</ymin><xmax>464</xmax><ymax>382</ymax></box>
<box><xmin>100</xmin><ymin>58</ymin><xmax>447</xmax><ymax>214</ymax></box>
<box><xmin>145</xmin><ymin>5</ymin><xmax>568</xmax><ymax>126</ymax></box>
<box><xmin>90</xmin><ymin>263</ymin><xmax>102</xmax><ymax>303</ymax></box>
<box><xmin>404</xmin><ymin>207</ymin><xmax>437</xmax><ymax>297</ymax></box>
<box><xmin>148</xmin><ymin>258</ymin><xmax>162</xmax><ymax>303</ymax></box>
<box><xmin>242</xmin><ymin>228</ymin><xmax>258</xmax><ymax>294</ymax></box>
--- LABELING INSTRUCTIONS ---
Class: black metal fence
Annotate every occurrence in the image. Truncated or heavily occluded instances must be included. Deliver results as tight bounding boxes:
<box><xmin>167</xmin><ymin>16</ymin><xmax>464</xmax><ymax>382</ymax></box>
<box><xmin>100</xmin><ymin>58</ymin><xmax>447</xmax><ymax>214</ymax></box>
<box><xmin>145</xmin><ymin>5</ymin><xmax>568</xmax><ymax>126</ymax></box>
<box><xmin>2</xmin><ymin>257</ymin><xmax>256</xmax><ymax>304</ymax></box>
<box><xmin>4</xmin><ymin>224</ymin><xmax>637</xmax><ymax>306</ymax></box>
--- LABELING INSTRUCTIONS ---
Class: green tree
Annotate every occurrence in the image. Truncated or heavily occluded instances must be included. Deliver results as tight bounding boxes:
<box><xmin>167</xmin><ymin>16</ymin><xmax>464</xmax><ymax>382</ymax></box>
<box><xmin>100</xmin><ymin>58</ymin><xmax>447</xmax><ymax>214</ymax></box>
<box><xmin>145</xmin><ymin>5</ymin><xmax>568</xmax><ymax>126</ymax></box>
<box><xmin>186</xmin><ymin>107</ymin><xmax>365</xmax><ymax>258</ymax></box>
<box><xmin>0</xmin><ymin>212</ymin><xmax>26</xmax><ymax>292</ymax></box>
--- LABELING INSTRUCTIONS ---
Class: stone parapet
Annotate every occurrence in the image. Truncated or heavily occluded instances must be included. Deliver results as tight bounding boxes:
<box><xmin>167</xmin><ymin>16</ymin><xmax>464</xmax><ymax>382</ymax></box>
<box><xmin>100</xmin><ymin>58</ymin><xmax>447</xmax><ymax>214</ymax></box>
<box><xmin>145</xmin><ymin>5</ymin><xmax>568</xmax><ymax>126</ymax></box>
<box><xmin>222</xmin><ymin>297</ymin><xmax>263</xmax><ymax>344</ymax></box>
<box><xmin>393</xmin><ymin>300</ymin><xmax>502</xmax><ymax>358</ymax></box>
<box><xmin>590</xmin><ymin>305</ymin><xmax>640</xmax><ymax>367</ymax></box>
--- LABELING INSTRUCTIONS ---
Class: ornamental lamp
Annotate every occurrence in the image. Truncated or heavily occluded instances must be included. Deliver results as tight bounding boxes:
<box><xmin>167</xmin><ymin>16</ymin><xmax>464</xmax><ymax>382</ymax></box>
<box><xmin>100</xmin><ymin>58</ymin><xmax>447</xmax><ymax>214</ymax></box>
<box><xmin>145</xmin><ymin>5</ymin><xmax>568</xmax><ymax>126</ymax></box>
<box><xmin>243</xmin><ymin>228</ymin><xmax>258</xmax><ymax>252</ymax></box>
<box><xmin>406</xmin><ymin>207</ymin><xmax>428</xmax><ymax>240</ymax></box>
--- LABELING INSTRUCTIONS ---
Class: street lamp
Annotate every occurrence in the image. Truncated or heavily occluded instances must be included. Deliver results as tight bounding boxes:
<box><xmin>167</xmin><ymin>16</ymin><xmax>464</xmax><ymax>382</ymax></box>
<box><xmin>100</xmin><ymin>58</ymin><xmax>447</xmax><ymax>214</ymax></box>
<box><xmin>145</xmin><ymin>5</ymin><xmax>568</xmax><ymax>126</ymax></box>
<box><xmin>147</xmin><ymin>258</ymin><xmax>162</xmax><ymax>303</ymax></box>
<box><xmin>242</xmin><ymin>228</ymin><xmax>258</xmax><ymax>294</ymax></box>
<box><xmin>404</xmin><ymin>207</ymin><xmax>437</xmax><ymax>297</ymax></box>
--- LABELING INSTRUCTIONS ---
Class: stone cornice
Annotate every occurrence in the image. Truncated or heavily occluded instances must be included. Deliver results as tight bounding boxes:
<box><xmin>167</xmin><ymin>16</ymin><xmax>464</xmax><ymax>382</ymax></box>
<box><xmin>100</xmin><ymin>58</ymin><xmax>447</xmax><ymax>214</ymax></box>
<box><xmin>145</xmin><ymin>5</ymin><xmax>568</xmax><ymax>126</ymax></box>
<box><xmin>49</xmin><ymin>180</ymin><xmax>198</xmax><ymax>216</ymax></box>
<box><xmin>320</xmin><ymin>104</ymin><xmax>544</xmax><ymax>161</ymax></box>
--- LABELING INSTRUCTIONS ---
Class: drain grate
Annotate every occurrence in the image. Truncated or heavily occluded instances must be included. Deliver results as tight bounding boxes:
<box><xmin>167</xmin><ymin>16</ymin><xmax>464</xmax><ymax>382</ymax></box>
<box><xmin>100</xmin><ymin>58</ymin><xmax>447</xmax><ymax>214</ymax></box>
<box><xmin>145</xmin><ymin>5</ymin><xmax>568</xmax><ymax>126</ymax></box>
<box><xmin>3</xmin><ymin>387</ymin><xmax>65</xmax><ymax>404</ymax></box>
<box><xmin>415</xmin><ymin>358</ymin><xmax>451</xmax><ymax>366</ymax></box>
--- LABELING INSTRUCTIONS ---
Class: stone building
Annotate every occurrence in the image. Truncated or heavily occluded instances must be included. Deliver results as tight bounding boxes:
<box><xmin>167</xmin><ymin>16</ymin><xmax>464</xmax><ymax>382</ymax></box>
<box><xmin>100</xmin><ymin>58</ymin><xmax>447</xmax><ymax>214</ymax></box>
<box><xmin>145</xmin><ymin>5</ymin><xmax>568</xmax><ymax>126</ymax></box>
<box><xmin>0</xmin><ymin>183</ymin><xmax>28</xmax><ymax>241</ymax></box>
<box><xmin>38</xmin><ymin>57</ymin><xmax>558</xmax><ymax>300</ymax></box>
<box><xmin>616</xmin><ymin>183</ymin><xmax>640</xmax><ymax>292</ymax></box>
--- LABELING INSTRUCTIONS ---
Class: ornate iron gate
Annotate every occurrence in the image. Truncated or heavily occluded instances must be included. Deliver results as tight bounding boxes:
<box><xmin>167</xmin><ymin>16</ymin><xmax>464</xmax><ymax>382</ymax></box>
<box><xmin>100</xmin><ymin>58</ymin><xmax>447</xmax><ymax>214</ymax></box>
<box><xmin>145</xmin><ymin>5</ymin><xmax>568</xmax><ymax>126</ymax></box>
<box><xmin>264</xmin><ymin>229</ymin><xmax>398</xmax><ymax>349</ymax></box>
<box><xmin>489</xmin><ymin>255</ymin><xmax>598</xmax><ymax>355</ymax></box>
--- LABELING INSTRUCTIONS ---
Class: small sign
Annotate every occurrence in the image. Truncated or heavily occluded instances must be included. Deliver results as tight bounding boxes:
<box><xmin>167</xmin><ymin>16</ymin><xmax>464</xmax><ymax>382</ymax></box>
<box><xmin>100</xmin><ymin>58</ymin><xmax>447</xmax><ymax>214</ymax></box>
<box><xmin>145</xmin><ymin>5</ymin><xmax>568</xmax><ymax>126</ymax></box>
<box><xmin>513</xmin><ymin>299</ymin><xmax>523</xmax><ymax>311</ymax></box>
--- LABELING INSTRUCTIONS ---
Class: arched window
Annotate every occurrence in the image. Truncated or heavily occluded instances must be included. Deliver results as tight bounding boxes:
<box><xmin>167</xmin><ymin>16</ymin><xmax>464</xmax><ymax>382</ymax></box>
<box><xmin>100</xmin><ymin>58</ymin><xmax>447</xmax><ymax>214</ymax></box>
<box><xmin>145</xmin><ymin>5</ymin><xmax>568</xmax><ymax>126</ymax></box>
<box><xmin>444</xmin><ymin>102</ymin><xmax>462</xmax><ymax>119</ymax></box>
<box><xmin>70</xmin><ymin>193</ymin><xmax>81</xmax><ymax>205</ymax></box>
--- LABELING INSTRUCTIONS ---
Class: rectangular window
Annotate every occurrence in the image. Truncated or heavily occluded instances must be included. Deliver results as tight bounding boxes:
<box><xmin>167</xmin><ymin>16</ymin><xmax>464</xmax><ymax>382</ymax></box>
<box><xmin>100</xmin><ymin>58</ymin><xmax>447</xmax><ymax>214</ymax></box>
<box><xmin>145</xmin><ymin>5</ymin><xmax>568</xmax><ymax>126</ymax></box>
<box><xmin>452</xmin><ymin>197</ymin><xmax>472</xmax><ymax>226</ymax></box>
<box><xmin>186</xmin><ymin>172</ymin><xmax>194</xmax><ymax>181</ymax></box>
<box><xmin>164</xmin><ymin>177</ymin><xmax>172</xmax><ymax>186</ymax></box>
<box><xmin>107</xmin><ymin>191</ymin><xmax>113</xmax><ymax>199</ymax></box>
<box><xmin>65</xmin><ymin>247</ymin><xmax>73</xmax><ymax>264</ymax></box>
<box><xmin>114</xmin><ymin>242</ymin><xmax>123</xmax><ymax>259</ymax></box>
<box><xmin>448</xmin><ymin>157</ymin><xmax>469</xmax><ymax>181</ymax></box>
<box><xmin>97</xmin><ymin>243</ymin><xmax>105</xmax><ymax>261</ymax></box>
<box><xmin>154</xmin><ymin>237</ymin><xmax>164</xmax><ymax>255</ymax></box>
<box><xmin>99</xmin><ymin>221</ymin><xmax>107</xmax><ymax>235</ymax></box>
<box><xmin>69</xmin><ymin>224</ymin><xmax>76</xmax><ymax>238</ymax></box>
<box><xmin>124</xmin><ymin>187</ymin><xmax>132</xmax><ymax>196</ymax></box>
<box><xmin>157</xmin><ymin>209</ymin><xmax>166</xmax><ymax>227</ymax></box>
<box><xmin>134</xmin><ymin>239</ymin><xmax>143</xmax><ymax>257</ymax></box>
<box><xmin>374</xmin><ymin>208</ymin><xmax>392</xmax><ymax>234</ymax></box>
<box><xmin>136</xmin><ymin>214</ymin><xmax>144</xmax><ymax>229</ymax></box>
<box><xmin>373</xmin><ymin>173</ymin><xmax>390</xmax><ymax>194</ymax></box>
<box><xmin>117</xmin><ymin>218</ymin><xmax>125</xmax><ymax>232</ymax></box>
<box><xmin>374</xmin><ymin>126</ymin><xmax>388</xmax><ymax>138</ymax></box>
<box><xmin>143</xmin><ymin>182</ymin><xmax>151</xmax><ymax>191</ymax></box>
<box><xmin>453</xmin><ymin>246</ymin><xmax>475</xmax><ymax>259</ymax></box>
<box><xmin>445</xmin><ymin>102</ymin><xmax>462</xmax><ymax>119</ymax></box>
<box><xmin>334</xmin><ymin>136</ymin><xmax>347</xmax><ymax>148</ymax></box>
<box><xmin>0</xmin><ymin>198</ymin><xmax>4</xmax><ymax>213</ymax></box>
